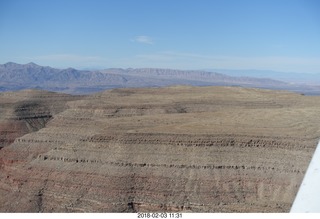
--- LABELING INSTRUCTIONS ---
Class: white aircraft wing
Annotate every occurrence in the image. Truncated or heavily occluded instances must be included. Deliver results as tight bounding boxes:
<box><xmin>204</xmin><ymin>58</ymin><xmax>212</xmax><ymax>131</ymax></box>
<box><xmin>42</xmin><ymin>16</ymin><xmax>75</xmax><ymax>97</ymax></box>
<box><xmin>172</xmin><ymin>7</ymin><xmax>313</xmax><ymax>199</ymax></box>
<box><xmin>291</xmin><ymin>141</ymin><xmax>320</xmax><ymax>213</ymax></box>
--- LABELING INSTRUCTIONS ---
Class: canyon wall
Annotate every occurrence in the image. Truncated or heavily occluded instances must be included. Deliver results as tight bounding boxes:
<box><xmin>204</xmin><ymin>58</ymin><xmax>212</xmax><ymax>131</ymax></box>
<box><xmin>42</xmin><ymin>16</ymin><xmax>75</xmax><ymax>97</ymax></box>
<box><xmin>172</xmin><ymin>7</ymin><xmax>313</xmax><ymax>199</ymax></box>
<box><xmin>1</xmin><ymin>86</ymin><xmax>320</xmax><ymax>212</ymax></box>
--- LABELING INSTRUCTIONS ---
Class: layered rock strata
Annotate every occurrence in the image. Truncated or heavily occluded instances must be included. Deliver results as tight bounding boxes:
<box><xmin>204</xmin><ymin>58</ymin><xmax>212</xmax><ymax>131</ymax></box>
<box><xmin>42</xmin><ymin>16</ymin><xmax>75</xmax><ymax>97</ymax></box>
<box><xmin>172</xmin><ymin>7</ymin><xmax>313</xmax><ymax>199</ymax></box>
<box><xmin>1</xmin><ymin>86</ymin><xmax>320</xmax><ymax>212</ymax></box>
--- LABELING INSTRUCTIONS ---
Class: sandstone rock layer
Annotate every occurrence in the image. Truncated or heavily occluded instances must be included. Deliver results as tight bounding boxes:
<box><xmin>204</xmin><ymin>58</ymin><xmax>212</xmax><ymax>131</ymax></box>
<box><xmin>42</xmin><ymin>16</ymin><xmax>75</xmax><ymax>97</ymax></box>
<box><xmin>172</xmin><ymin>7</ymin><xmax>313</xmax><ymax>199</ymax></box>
<box><xmin>1</xmin><ymin>86</ymin><xmax>320</xmax><ymax>212</ymax></box>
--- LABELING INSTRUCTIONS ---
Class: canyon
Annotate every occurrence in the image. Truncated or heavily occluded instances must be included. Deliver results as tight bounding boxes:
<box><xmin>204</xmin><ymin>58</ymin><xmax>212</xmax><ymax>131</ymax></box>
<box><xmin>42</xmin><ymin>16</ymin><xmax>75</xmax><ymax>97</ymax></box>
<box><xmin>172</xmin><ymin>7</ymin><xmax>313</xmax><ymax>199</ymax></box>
<box><xmin>1</xmin><ymin>86</ymin><xmax>320</xmax><ymax>212</ymax></box>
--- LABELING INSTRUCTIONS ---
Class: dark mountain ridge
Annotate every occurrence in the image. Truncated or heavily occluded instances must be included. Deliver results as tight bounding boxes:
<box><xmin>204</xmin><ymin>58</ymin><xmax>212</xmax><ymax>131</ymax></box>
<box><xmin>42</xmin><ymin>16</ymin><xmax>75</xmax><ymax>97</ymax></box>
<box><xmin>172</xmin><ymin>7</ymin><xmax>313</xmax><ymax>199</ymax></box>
<box><xmin>1</xmin><ymin>62</ymin><xmax>319</xmax><ymax>95</ymax></box>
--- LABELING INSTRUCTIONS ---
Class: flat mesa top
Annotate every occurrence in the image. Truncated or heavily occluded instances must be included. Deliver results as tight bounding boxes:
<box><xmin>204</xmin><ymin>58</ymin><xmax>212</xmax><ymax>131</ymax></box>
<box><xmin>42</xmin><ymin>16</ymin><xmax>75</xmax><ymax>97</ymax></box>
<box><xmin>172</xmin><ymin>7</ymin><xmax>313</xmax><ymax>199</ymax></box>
<box><xmin>1</xmin><ymin>86</ymin><xmax>320</xmax><ymax>212</ymax></box>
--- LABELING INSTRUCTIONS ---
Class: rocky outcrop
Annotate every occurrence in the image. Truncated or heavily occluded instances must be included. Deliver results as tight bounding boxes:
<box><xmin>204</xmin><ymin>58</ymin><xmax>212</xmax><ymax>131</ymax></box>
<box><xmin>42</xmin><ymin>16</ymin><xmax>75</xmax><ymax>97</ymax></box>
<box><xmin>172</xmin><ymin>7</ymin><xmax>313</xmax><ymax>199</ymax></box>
<box><xmin>0</xmin><ymin>89</ymin><xmax>81</xmax><ymax>149</ymax></box>
<box><xmin>1</xmin><ymin>86</ymin><xmax>320</xmax><ymax>212</ymax></box>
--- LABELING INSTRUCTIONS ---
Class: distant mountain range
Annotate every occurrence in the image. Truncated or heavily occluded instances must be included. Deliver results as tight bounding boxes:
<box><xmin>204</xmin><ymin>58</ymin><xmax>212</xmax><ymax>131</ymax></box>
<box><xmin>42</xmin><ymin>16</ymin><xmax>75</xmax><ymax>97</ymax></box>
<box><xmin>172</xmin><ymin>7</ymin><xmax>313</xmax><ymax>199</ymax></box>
<box><xmin>1</xmin><ymin>62</ymin><xmax>320</xmax><ymax>95</ymax></box>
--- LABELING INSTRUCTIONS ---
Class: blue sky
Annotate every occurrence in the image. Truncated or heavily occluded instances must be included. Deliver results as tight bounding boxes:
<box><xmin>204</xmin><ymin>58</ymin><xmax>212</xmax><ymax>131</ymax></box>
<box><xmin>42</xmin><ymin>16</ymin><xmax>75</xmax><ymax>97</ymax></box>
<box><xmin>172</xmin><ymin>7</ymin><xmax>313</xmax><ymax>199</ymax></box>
<box><xmin>0</xmin><ymin>0</ymin><xmax>320</xmax><ymax>73</ymax></box>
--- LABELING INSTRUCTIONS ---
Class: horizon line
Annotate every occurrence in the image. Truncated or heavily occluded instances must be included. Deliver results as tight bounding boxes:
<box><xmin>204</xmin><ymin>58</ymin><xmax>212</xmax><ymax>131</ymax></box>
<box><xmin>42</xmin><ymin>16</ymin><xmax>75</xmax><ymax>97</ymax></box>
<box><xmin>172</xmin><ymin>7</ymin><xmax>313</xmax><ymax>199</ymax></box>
<box><xmin>1</xmin><ymin>61</ymin><xmax>319</xmax><ymax>75</ymax></box>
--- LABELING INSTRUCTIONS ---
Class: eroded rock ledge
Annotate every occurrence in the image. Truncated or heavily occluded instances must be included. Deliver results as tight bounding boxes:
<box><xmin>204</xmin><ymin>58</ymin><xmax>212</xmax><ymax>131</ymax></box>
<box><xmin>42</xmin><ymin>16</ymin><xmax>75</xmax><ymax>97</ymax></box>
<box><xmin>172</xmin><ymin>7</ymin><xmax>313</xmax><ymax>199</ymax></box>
<box><xmin>1</xmin><ymin>86</ymin><xmax>320</xmax><ymax>212</ymax></box>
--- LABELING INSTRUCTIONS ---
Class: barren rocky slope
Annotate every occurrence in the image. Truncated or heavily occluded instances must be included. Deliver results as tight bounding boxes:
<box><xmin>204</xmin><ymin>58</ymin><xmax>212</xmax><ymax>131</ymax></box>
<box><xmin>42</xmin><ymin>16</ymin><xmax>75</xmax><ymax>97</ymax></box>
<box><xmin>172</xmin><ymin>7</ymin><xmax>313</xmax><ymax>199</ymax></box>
<box><xmin>1</xmin><ymin>86</ymin><xmax>320</xmax><ymax>212</ymax></box>
<box><xmin>0</xmin><ymin>90</ymin><xmax>82</xmax><ymax>149</ymax></box>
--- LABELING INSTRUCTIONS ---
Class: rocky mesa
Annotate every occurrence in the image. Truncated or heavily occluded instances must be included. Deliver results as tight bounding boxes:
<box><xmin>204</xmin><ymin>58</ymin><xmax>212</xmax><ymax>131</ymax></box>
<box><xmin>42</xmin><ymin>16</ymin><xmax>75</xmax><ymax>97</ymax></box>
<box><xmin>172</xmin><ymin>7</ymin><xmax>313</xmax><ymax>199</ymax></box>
<box><xmin>1</xmin><ymin>86</ymin><xmax>320</xmax><ymax>212</ymax></box>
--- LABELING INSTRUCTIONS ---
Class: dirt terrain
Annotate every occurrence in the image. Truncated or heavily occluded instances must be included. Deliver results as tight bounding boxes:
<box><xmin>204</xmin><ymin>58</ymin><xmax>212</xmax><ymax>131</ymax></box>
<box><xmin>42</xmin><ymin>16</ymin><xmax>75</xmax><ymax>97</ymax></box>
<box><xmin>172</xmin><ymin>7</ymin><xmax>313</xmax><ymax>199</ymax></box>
<box><xmin>1</xmin><ymin>86</ymin><xmax>320</xmax><ymax>212</ymax></box>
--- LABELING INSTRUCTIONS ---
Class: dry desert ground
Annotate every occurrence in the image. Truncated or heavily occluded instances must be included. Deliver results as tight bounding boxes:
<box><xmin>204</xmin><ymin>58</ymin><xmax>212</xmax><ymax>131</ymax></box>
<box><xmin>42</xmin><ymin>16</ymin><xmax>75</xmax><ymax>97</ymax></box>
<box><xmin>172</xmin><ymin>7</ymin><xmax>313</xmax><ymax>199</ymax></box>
<box><xmin>1</xmin><ymin>86</ymin><xmax>320</xmax><ymax>212</ymax></box>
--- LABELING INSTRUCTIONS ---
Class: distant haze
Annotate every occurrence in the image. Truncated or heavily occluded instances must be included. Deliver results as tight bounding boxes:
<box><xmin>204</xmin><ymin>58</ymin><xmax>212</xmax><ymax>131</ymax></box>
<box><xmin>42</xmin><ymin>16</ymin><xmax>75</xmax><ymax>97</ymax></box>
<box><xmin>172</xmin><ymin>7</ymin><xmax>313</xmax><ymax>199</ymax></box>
<box><xmin>208</xmin><ymin>69</ymin><xmax>320</xmax><ymax>85</ymax></box>
<box><xmin>1</xmin><ymin>62</ymin><xmax>320</xmax><ymax>95</ymax></box>
<box><xmin>0</xmin><ymin>0</ymin><xmax>319</xmax><ymax>73</ymax></box>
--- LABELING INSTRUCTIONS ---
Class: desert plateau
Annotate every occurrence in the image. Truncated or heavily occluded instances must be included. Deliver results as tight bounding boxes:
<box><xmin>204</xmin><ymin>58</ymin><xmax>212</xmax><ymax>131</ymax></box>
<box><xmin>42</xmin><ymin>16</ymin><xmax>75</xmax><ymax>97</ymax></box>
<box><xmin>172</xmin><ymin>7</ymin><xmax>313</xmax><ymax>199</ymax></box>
<box><xmin>2</xmin><ymin>0</ymin><xmax>320</xmax><ymax>214</ymax></box>
<box><xmin>1</xmin><ymin>86</ymin><xmax>320</xmax><ymax>212</ymax></box>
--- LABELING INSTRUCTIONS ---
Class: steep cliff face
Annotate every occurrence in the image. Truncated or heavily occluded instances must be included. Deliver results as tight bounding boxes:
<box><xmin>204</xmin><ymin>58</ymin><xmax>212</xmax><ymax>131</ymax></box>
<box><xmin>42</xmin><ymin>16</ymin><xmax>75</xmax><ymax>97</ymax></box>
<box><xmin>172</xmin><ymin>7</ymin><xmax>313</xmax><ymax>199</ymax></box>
<box><xmin>0</xmin><ymin>90</ymin><xmax>82</xmax><ymax>149</ymax></box>
<box><xmin>1</xmin><ymin>86</ymin><xmax>320</xmax><ymax>212</ymax></box>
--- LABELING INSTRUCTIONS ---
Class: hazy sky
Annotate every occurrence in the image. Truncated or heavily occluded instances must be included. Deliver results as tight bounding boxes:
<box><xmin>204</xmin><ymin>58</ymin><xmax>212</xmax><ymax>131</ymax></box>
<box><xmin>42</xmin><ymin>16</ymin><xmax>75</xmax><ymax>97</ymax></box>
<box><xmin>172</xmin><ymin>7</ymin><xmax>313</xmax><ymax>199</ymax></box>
<box><xmin>1</xmin><ymin>0</ymin><xmax>320</xmax><ymax>73</ymax></box>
